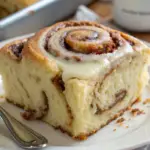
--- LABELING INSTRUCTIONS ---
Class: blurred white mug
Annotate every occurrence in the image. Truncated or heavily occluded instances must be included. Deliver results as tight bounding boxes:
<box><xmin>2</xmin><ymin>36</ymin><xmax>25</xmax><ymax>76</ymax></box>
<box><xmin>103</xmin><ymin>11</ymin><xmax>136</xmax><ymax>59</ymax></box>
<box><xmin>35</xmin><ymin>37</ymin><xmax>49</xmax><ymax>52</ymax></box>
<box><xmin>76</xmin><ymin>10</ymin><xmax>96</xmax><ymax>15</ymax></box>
<box><xmin>113</xmin><ymin>0</ymin><xmax>150</xmax><ymax>31</ymax></box>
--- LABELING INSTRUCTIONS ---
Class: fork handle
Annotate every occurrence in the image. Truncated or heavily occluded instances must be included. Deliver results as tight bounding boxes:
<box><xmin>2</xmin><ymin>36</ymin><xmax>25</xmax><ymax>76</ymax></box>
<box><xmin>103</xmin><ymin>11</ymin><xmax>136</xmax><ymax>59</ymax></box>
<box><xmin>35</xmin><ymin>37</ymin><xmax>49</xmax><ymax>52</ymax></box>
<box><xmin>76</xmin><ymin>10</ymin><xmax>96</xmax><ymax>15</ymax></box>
<box><xmin>0</xmin><ymin>106</ymin><xmax>48</xmax><ymax>149</ymax></box>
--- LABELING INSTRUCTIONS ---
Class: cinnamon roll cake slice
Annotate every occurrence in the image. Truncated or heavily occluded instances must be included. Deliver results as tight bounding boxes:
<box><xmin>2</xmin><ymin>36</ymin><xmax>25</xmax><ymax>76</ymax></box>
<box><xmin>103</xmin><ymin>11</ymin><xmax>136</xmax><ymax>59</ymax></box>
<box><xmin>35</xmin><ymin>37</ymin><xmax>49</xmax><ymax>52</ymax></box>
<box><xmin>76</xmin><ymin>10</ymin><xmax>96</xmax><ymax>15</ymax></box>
<box><xmin>0</xmin><ymin>21</ymin><xmax>150</xmax><ymax>140</ymax></box>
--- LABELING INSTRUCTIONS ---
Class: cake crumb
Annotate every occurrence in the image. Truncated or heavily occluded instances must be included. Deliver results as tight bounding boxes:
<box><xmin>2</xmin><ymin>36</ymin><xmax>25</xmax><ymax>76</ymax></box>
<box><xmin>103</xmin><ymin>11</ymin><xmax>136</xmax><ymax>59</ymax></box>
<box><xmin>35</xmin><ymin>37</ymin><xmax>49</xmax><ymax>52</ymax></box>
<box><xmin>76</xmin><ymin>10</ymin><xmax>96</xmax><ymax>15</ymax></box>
<box><xmin>125</xmin><ymin>125</ymin><xmax>129</xmax><ymax>128</ymax></box>
<box><xmin>143</xmin><ymin>98</ymin><xmax>150</xmax><ymax>105</ymax></box>
<box><xmin>127</xmin><ymin>106</ymin><xmax>132</xmax><ymax>111</ymax></box>
<box><xmin>113</xmin><ymin>129</ymin><xmax>116</xmax><ymax>131</ymax></box>
<box><xmin>77</xmin><ymin>134</ymin><xmax>87</xmax><ymax>140</ymax></box>
<box><xmin>131</xmin><ymin>108</ymin><xmax>145</xmax><ymax>117</ymax></box>
<box><xmin>116</xmin><ymin>117</ymin><xmax>125</xmax><ymax>124</ymax></box>
<box><xmin>119</xmin><ymin>122</ymin><xmax>123</xmax><ymax>126</ymax></box>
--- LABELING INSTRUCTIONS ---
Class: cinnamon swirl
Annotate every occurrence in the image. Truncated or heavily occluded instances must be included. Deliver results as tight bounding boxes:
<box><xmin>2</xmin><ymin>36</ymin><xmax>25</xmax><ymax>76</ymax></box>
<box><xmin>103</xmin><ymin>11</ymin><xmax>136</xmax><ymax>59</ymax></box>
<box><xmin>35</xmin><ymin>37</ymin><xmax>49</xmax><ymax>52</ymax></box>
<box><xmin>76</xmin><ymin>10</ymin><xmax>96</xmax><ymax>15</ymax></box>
<box><xmin>0</xmin><ymin>21</ymin><xmax>150</xmax><ymax>140</ymax></box>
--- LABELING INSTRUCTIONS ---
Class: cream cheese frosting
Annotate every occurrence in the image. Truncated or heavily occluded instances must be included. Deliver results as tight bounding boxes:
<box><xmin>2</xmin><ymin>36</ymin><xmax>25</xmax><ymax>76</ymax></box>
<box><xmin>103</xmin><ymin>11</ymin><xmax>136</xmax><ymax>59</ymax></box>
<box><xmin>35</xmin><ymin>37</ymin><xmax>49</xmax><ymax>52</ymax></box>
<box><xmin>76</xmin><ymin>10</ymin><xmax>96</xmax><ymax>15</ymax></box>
<box><xmin>39</xmin><ymin>24</ymin><xmax>147</xmax><ymax>82</ymax></box>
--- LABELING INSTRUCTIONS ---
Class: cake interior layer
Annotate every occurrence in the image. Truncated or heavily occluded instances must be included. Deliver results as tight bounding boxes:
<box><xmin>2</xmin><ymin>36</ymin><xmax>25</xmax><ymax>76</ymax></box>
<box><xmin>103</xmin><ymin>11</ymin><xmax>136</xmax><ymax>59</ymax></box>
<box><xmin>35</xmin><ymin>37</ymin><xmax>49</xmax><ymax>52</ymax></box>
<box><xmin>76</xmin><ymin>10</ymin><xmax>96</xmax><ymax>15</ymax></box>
<box><xmin>63</xmin><ymin>53</ymin><xmax>148</xmax><ymax>137</ymax></box>
<box><xmin>0</xmin><ymin>51</ymin><xmax>148</xmax><ymax>139</ymax></box>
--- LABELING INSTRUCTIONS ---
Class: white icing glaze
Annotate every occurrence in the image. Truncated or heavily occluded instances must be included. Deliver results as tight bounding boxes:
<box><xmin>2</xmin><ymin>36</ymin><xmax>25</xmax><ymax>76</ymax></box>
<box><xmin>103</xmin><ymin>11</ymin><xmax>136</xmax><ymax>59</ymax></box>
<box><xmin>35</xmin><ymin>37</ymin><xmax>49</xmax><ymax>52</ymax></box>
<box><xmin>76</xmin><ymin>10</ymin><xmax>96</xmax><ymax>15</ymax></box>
<box><xmin>48</xmin><ymin>26</ymin><xmax>111</xmax><ymax>61</ymax></box>
<box><xmin>39</xmin><ymin>26</ymin><xmax>147</xmax><ymax>82</ymax></box>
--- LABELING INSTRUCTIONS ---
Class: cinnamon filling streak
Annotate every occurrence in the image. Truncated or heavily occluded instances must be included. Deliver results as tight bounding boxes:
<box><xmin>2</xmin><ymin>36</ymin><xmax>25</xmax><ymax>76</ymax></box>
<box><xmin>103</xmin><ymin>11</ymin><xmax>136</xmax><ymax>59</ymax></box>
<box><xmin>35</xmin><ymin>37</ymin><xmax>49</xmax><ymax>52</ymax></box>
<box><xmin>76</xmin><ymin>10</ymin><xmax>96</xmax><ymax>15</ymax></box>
<box><xmin>9</xmin><ymin>39</ymin><xmax>27</xmax><ymax>60</ymax></box>
<box><xmin>10</xmin><ymin>43</ymin><xmax>24</xmax><ymax>59</ymax></box>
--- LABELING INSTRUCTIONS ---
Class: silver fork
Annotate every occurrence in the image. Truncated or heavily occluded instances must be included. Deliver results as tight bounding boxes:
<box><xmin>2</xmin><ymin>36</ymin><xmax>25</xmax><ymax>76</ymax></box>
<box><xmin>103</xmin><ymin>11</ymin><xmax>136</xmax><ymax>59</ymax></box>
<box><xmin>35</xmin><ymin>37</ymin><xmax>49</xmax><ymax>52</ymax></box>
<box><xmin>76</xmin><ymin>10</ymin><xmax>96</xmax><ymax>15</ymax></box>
<box><xmin>0</xmin><ymin>106</ymin><xmax>48</xmax><ymax>149</ymax></box>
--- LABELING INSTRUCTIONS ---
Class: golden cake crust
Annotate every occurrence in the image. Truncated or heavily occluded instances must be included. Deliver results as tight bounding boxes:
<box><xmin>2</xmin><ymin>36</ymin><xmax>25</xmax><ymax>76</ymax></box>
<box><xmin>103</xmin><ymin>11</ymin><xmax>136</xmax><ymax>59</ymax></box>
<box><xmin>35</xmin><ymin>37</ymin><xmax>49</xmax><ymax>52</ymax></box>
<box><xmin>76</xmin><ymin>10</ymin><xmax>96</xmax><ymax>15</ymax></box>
<box><xmin>0</xmin><ymin>37</ymin><xmax>60</xmax><ymax>76</ymax></box>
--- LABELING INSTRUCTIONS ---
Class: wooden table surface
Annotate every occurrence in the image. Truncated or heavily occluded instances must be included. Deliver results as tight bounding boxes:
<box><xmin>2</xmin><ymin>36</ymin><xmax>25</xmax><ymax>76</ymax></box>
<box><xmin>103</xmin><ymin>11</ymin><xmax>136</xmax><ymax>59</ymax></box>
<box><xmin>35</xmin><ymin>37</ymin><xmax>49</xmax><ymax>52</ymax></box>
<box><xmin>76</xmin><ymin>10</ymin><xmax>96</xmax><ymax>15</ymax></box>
<box><xmin>89</xmin><ymin>1</ymin><xmax>150</xmax><ymax>42</ymax></box>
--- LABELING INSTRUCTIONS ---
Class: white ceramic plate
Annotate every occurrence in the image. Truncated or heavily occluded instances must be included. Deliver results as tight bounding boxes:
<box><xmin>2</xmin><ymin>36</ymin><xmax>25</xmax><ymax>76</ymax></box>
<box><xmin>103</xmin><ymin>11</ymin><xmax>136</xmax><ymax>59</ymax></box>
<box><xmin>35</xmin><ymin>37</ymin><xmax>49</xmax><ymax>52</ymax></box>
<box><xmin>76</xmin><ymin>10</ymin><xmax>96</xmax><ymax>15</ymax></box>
<box><xmin>0</xmin><ymin>35</ymin><xmax>150</xmax><ymax>150</ymax></box>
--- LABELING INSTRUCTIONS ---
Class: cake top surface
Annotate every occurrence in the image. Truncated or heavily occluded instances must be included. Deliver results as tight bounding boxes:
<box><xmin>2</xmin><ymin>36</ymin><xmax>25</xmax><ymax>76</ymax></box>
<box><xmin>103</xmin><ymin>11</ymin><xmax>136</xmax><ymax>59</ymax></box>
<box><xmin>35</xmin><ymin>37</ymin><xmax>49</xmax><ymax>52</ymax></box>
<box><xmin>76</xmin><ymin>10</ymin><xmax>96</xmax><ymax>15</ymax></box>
<box><xmin>37</xmin><ymin>21</ymin><xmax>148</xmax><ymax>81</ymax></box>
<box><xmin>2</xmin><ymin>21</ymin><xmax>148</xmax><ymax>81</ymax></box>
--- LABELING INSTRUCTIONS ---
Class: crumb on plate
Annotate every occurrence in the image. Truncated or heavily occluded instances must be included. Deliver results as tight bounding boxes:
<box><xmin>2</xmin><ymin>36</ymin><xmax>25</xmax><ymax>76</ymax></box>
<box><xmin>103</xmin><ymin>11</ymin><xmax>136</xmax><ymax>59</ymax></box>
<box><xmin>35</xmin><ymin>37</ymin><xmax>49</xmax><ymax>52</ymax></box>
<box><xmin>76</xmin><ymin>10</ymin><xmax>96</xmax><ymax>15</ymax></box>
<box><xmin>127</xmin><ymin>106</ymin><xmax>132</xmax><ymax>111</ymax></box>
<box><xmin>116</xmin><ymin>117</ymin><xmax>125</xmax><ymax>124</ymax></box>
<box><xmin>125</xmin><ymin>125</ymin><xmax>129</xmax><ymax>128</ymax></box>
<box><xmin>143</xmin><ymin>98</ymin><xmax>150</xmax><ymax>105</ymax></box>
<box><xmin>131</xmin><ymin>108</ymin><xmax>145</xmax><ymax>117</ymax></box>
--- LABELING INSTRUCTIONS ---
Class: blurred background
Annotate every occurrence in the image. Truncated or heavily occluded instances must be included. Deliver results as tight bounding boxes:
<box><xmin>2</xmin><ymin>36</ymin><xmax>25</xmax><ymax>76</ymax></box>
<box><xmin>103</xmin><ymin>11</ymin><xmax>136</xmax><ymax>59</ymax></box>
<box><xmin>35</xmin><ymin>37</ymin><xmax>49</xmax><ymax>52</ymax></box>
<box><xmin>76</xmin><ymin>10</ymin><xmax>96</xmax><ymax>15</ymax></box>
<box><xmin>0</xmin><ymin>0</ymin><xmax>150</xmax><ymax>43</ymax></box>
